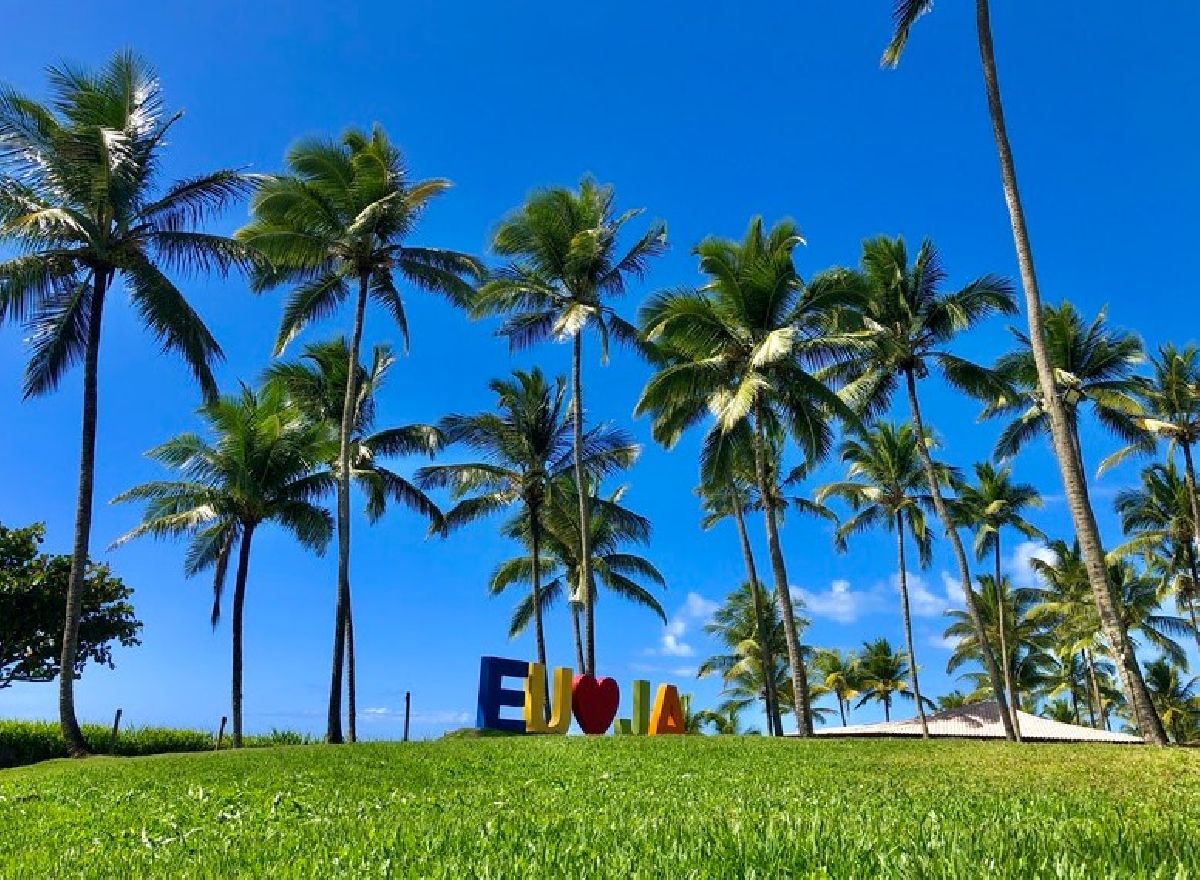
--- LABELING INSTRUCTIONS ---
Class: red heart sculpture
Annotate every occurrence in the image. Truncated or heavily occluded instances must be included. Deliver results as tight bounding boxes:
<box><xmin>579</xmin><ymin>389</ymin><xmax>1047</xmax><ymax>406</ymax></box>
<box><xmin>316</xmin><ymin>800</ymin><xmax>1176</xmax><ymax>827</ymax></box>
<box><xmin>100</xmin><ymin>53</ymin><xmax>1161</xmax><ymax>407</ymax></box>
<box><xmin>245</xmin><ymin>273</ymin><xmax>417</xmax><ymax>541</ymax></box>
<box><xmin>571</xmin><ymin>674</ymin><xmax>620</xmax><ymax>735</ymax></box>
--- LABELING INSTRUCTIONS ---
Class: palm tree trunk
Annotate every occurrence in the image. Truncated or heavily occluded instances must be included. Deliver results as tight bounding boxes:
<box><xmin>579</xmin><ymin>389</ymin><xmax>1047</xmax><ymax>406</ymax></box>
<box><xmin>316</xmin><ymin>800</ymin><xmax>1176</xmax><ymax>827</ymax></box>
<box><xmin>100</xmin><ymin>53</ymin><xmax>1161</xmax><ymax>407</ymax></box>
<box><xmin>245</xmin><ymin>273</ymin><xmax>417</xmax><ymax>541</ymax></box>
<box><xmin>731</xmin><ymin>491</ymin><xmax>783</xmax><ymax>737</ymax></box>
<box><xmin>529</xmin><ymin>508</ymin><xmax>550</xmax><ymax>718</ymax></box>
<box><xmin>1179</xmin><ymin>440</ymin><xmax>1200</xmax><ymax>580</ymax></box>
<box><xmin>230</xmin><ymin>522</ymin><xmax>256</xmax><ymax>748</ymax></box>
<box><xmin>883</xmin><ymin>696</ymin><xmax>891</xmax><ymax>723</ymax></box>
<box><xmin>896</xmin><ymin>512</ymin><xmax>929</xmax><ymax>738</ymax></box>
<box><xmin>993</xmin><ymin>539</ymin><xmax>1022</xmax><ymax>738</ymax></box>
<box><xmin>838</xmin><ymin>698</ymin><xmax>847</xmax><ymax>727</ymax></box>
<box><xmin>1184</xmin><ymin>542</ymin><xmax>1200</xmax><ymax>655</ymax></box>
<box><xmin>58</xmin><ymin>269</ymin><xmax>110</xmax><ymax>758</ymax></box>
<box><xmin>326</xmin><ymin>275</ymin><xmax>369</xmax><ymax>744</ymax></box>
<box><xmin>344</xmin><ymin>606</ymin><xmax>356</xmax><ymax>743</ymax></box>
<box><xmin>571</xmin><ymin>601</ymin><xmax>585</xmax><ymax>674</ymax></box>
<box><xmin>974</xmin><ymin>0</ymin><xmax>1167</xmax><ymax>744</ymax></box>
<box><xmin>571</xmin><ymin>333</ymin><xmax>595</xmax><ymax>676</ymax></box>
<box><xmin>751</xmin><ymin>403</ymin><xmax>812</xmax><ymax>736</ymax></box>
<box><xmin>1083</xmin><ymin>649</ymin><xmax>1100</xmax><ymax>728</ymax></box>
<box><xmin>903</xmin><ymin>369</ymin><xmax>1016</xmax><ymax>741</ymax></box>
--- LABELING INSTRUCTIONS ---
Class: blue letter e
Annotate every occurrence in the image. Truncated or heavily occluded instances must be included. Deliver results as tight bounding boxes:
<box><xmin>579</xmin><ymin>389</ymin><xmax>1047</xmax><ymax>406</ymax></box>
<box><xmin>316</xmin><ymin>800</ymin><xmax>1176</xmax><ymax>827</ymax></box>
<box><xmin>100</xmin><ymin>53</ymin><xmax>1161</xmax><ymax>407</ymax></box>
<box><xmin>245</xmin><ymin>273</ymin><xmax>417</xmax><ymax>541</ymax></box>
<box><xmin>476</xmin><ymin>656</ymin><xmax>529</xmax><ymax>733</ymax></box>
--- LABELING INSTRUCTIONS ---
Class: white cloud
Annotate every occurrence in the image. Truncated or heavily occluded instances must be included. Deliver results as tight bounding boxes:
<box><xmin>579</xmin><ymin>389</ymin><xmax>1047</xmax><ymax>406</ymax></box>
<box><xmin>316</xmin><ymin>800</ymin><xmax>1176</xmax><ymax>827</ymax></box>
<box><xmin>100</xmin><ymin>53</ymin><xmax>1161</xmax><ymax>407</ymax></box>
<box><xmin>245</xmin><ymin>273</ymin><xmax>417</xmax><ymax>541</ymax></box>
<box><xmin>890</xmin><ymin>572</ymin><xmax>949</xmax><ymax>618</ymax></box>
<box><xmin>1006</xmin><ymin>540</ymin><xmax>1057</xmax><ymax>587</ymax></box>
<box><xmin>655</xmin><ymin>591</ymin><xmax>718</xmax><ymax>658</ymax></box>
<box><xmin>927</xmin><ymin>632</ymin><xmax>960</xmax><ymax>651</ymax></box>
<box><xmin>795</xmin><ymin>579</ymin><xmax>886</xmax><ymax>624</ymax></box>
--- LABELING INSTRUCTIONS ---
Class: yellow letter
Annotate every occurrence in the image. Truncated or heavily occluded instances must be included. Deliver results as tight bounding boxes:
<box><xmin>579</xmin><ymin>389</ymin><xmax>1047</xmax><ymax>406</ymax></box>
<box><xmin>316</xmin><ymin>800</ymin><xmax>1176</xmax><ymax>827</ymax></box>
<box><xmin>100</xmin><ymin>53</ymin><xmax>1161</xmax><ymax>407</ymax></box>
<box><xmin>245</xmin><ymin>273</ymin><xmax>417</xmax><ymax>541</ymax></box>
<box><xmin>649</xmin><ymin>684</ymin><xmax>685</xmax><ymax>735</ymax></box>
<box><xmin>524</xmin><ymin>663</ymin><xmax>573</xmax><ymax>734</ymax></box>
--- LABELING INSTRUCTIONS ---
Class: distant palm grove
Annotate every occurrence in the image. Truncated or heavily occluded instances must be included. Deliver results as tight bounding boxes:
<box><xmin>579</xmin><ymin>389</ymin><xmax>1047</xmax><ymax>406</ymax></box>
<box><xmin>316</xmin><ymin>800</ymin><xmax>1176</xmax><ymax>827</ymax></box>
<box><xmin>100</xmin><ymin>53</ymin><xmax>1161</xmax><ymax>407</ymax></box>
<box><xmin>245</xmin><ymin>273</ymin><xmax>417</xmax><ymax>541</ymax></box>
<box><xmin>3</xmin><ymin>3</ymin><xmax>1199</xmax><ymax>752</ymax></box>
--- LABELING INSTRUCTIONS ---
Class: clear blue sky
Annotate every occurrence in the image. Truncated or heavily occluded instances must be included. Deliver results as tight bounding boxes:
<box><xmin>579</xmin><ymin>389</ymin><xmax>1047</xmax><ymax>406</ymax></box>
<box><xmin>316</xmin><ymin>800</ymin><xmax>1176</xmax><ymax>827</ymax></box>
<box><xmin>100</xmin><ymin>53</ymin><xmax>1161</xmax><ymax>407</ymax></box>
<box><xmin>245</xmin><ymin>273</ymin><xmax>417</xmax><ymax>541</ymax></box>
<box><xmin>2</xmin><ymin>2</ymin><xmax>1197</xmax><ymax>737</ymax></box>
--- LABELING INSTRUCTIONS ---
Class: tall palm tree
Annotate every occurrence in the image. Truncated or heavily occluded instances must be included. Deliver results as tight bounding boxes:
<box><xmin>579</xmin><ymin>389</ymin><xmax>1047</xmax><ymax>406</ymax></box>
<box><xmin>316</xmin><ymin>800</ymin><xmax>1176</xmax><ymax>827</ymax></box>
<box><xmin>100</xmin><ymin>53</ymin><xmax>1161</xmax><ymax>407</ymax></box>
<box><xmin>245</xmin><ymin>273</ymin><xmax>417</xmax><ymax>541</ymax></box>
<box><xmin>1142</xmin><ymin>657</ymin><xmax>1199</xmax><ymax>744</ymax></box>
<box><xmin>882</xmin><ymin>0</ymin><xmax>1170</xmax><ymax>744</ymax></box>
<box><xmin>812</xmin><ymin>648</ymin><xmax>862</xmax><ymax>728</ymax></box>
<box><xmin>949</xmin><ymin>462</ymin><xmax>1044</xmax><ymax>734</ymax></box>
<box><xmin>416</xmin><ymin>369</ymin><xmax>638</xmax><ymax>679</ymax></box>
<box><xmin>818</xmin><ymin>235</ymin><xmax>1018</xmax><ymax>740</ymax></box>
<box><xmin>492</xmin><ymin>480</ymin><xmax>666</xmax><ymax>668</ymax></box>
<box><xmin>236</xmin><ymin>125</ymin><xmax>482</xmax><ymax>743</ymax></box>
<box><xmin>1114</xmin><ymin>462</ymin><xmax>1200</xmax><ymax>654</ymax></box>
<box><xmin>698</xmin><ymin>581</ymin><xmax>793</xmax><ymax>730</ymax></box>
<box><xmin>856</xmin><ymin>638</ymin><xmax>919</xmax><ymax>723</ymax></box>
<box><xmin>266</xmin><ymin>337</ymin><xmax>443</xmax><ymax>742</ymax></box>
<box><xmin>943</xmin><ymin>575</ymin><xmax>1052</xmax><ymax>716</ymax></box>
<box><xmin>987</xmin><ymin>302</ymin><xmax>1145</xmax><ymax>475</ymax></box>
<box><xmin>1102</xmin><ymin>344</ymin><xmax>1200</xmax><ymax>557</ymax></box>
<box><xmin>697</xmin><ymin>471</ymin><xmax>791</xmax><ymax>737</ymax></box>
<box><xmin>0</xmin><ymin>53</ymin><xmax>257</xmax><ymax>754</ymax></box>
<box><xmin>817</xmin><ymin>421</ymin><xmax>948</xmax><ymax>738</ymax></box>
<box><xmin>111</xmin><ymin>383</ymin><xmax>333</xmax><ymax>747</ymax></box>
<box><xmin>473</xmin><ymin>178</ymin><xmax>665</xmax><ymax>676</ymax></box>
<box><xmin>637</xmin><ymin>217</ymin><xmax>855</xmax><ymax>736</ymax></box>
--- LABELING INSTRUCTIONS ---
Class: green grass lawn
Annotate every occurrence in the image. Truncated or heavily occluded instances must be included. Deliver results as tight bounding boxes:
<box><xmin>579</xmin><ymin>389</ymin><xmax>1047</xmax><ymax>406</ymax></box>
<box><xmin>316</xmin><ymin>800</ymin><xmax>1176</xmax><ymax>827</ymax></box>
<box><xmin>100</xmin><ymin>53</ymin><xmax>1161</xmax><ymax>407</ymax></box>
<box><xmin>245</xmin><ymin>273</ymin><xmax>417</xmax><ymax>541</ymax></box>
<box><xmin>2</xmin><ymin>737</ymin><xmax>1199</xmax><ymax>879</ymax></box>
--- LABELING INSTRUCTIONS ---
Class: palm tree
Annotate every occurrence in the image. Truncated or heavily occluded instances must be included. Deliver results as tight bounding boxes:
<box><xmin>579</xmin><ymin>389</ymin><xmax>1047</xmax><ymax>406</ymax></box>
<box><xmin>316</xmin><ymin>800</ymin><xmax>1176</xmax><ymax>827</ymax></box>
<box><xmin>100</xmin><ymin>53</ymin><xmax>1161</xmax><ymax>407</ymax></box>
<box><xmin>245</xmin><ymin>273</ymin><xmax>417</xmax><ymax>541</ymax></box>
<box><xmin>266</xmin><ymin>337</ymin><xmax>443</xmax><ymax>742</ymax></box>
<box><xmin>818</xmin><ymin>235</ymin><xmax>1018</xmax><ymax>740</ymax></box>
<box><xmin>491</xmin><ymin>480</ymin><xmax>666</xmax><ymax>668</ymax></box>
<box><xmin>988</xmin><ymin>303</ymin><xmax>1145</xmax><ymax>475</ymax></box>
<box><xmin>637</xmin><ymin>217</ymin><xmax>855</xmax><ymax>736</ymax></box>
<box><xmin>817</xmin><ymin>422</ymin><xmax>948</xmax><ymax>738</ymax></box>
<box><xmin>943</xmin><ymin>575</ymin><xmax>1051</xmax><ymax>716</ymax></box>
<box><xmin>699</xmin><ymin>582</ymin><xmax>793</xmax><ymax>729</ymax></box>
<box><xmin>856</xmin><ymin>638</ymin><xmax>919</xmax><ymax>723</ymax></box>
<box><xmin>111</xmin><ymin>384</ymin><xmax>333</xmax><ymax>747</ymax></box>
<box><xmin>935</xmin><ymin>691</ymin><xmax>974</xmax><ymax>711</ymax></box>
<box><xmin>811</xmin><ymin>649</ymin><xmax>862</xmax><ymax>728</ymax></box>
<box><xmin>1041</xmin><ymin>699</ymin><xmax>1077</xmax><ymax>725</ymax></box>
<box><xmin>0</xmin><ymin>53</ymin><xmax>257</xmax><ymax>754</ymax></box>
<box><xmin>1102</xmin><ymin>344</ymin><xmax>1200</xmax><ymax>559</ymax></box>
<box><xmin>882</xmin><ymin>0</ymin><xmax>1170</xmax><ymax>744</ymax></box>
<box><xmin>473</xmin><ymin>178</ymin><xmax>665</xmax><ymax>677</ymax></box>
<box><xmin>236</xmin><ymin>125</ymin><xmax>482</xmax><ymax>743</ymax></box>
<box><xmin>1142</xmin><ymin>657</ymin><xmax>1199</xmax><ymax>744</ymax></box>
<box><xmin>416</xmin><ymin>369</ymin><xmax>638</xmax><ymax>680</ymax></box>
<box><xmin>697</xmin><ymin>477</ymin><xmax>784</xmax><ymax>736</ymax></box>
<box><xmin>949</xmin><ymin>462</ymin><xmax>1044</xmax><ymax>734</ymax></box>
<box><xmin>1114</xmin><ymin>462</ymin><xmax>1200</xmax><ymax>653</ymax></box>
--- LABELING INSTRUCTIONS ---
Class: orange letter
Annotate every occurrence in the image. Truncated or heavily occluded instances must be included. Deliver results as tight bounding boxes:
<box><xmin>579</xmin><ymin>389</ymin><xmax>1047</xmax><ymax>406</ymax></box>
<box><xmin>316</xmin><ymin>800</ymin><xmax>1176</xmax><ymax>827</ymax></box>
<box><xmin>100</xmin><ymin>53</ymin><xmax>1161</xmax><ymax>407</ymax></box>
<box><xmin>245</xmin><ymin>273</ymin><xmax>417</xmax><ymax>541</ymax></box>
<box><xmin>648</xmin><ymin>683</ymin><xmax>685</xmax><ymax>735</ymax></box>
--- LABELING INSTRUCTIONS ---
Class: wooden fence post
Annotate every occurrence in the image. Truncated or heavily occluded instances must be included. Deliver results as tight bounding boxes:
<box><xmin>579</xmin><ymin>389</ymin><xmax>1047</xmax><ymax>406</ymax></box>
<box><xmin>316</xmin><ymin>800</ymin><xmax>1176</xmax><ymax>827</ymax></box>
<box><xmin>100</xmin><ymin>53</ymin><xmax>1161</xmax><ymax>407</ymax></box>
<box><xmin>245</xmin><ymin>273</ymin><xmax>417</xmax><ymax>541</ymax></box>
<box><xmin>216</xmin><ymin>716</ymin><xmax>228</xmax><ymax>750</ymax></box>
<box><xmin>109</xmin><ymin>708</ymin><xmax>123</xmax><ymax>753</ymax></box>
<box><xmin>403</xmin><ymin>691</ymin><xmax>411</xmax><ymax>743</ymax></box>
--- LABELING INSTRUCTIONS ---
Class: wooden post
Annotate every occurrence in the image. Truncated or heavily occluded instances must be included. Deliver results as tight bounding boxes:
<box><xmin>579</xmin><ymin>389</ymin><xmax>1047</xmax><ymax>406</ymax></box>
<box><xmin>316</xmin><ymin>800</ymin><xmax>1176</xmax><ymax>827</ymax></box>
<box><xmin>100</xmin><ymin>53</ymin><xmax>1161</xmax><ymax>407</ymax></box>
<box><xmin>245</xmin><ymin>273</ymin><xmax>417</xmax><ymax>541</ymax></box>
<box><xmin>216</xmin><ymin>716</ymin><xmax>228</xmax><ymax>750</ymax></box>
<box><xmin>403</xmin><ymin>691</ymin><xmax>411</xmax><ymax>743</ymax></box>
<box><xmin>109</xmin><ymin>708</ymin><xmax>123</xmax><ymax>753</ymax></box>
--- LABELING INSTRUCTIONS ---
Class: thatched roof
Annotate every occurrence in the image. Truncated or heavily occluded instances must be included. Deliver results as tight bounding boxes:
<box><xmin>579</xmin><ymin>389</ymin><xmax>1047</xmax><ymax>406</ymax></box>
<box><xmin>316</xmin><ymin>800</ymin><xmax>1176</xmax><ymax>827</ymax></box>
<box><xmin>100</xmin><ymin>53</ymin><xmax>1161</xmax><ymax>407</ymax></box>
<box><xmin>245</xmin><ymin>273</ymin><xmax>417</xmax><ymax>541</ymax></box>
<box><xmin>811</xmin><ymin>700</ymin><xmax>1143</xmax><ymax>744</ymax></box>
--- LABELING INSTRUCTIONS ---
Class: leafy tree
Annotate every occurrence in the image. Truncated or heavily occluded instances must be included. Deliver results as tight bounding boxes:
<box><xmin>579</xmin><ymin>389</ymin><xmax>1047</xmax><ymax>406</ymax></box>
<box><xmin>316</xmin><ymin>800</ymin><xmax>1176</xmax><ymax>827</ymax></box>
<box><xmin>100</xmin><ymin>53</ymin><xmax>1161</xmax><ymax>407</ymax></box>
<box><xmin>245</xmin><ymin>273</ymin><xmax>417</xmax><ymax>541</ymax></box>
<box><xmin>949</xmin><ymin>462</ymin><xmax>1044</xmax><ymax>734</ymax></box>
<box><xmin>818</xmin><ymin>235</ymin><xmax>1018</xmax><ymax>740</ymax></box>
<box><xmin>0</xmin><ymin>52</ymin><xmax>256</xmax><ymax>754</ymax></box>
<box><xmin>943</xmin><ymin>575</ymin><xmax>1051</xmax><ymax>716</ymax></box>
<box><xmin>237</xmin><ymin>125</ymin><xmax>482</xmax><ymax>743</ymax></box>
<box><xmin>818</xmin><ymin>421</ymin><xmax>947</xmax><ymax>737</ymax></box>
<box><xmin>856</xmin><ymin>638</ymin><xmax>921</xmax><ymax>723</ymax></box>
<box><xmin>0</xmin><ymin>522</ymin><xmax>140</xmax><ymax>689</ymax></box>
<box><xmin>491</xmin><ymin>480</ymin><xmax>666</xmax><ymax>670</ymax></box>
<box><xmin>881</xmin><ymin>0</ymin><xmax>1170</xmax><ymax>744</ymax></box>
<box><xmin>1142</xmin><ymin>657</ymin><xmax>1199</xmax><ymax>744</ymax></box>
<box><xmin>699</xmin><ymin>582</ymin><xmax>795</xmax><ymax>729</ymax></box>
<box><xmin>417</xmin><ymin>369</ymin><xmax>637</xmax><ymax>677</ymax></box>
<box><xmin>935</xmin><ymin>691</ymin><xmax>976</xmax><ymax>711</ymax></box>
<box><xmin>1113</xmin><ymin>462</ymin><xmax>1200</xmax><ymax>654</ymax></box>
<box><xmin>473</xmin><ymin>177</ymin><xmax>665</xmax><ymax>676</ymax></box>
<box><xmin>1041</xmin><ymin>699</ymin><xmax>1077</xmax><ymax>725</ymax></box>
<box><xmin>987</xmin><ymin>303</ymin><xmax>1145</xmax><ymax>472</ymax></box>
<box><xmin>811</xmin><ymin>648</ymin><xmax>862</xmax><ymax>727</ymax></box>
<box><xmin>1102</xmin><ymin>343</ymin><xmax>1200</xmax><ymax>569</ymax></box>
<box><xmin>266</xmin><ymin>337</ymin><xmax>442</xmax><ymax>741</ymax></box>
<box><xmin>638</xmin><ymin>217</ymin><xmax>854</xmax><ymax>735</ymax></box>
<box><xmin>112</xmin><ymin>383</ymin><xmax>334</xmax><ymax>747</ymax></box>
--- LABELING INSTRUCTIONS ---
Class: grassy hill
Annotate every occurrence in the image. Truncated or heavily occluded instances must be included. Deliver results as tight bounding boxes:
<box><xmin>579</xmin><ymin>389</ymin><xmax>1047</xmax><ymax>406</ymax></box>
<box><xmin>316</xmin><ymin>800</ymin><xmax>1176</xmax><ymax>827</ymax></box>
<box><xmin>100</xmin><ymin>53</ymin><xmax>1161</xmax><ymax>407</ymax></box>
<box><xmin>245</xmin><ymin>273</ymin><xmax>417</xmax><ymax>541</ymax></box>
<box><xmin>2</xmin><ymin>736</ymin><xmax>1198</xmax><ymax>878</ymax></box>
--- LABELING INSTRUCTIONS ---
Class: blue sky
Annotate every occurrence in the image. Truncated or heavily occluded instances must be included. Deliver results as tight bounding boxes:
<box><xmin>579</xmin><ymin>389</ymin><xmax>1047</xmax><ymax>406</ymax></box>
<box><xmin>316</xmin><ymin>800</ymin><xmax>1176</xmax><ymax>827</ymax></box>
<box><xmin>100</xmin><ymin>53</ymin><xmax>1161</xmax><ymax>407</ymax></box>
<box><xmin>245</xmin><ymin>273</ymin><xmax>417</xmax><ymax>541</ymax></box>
<box><xmin>2</xmin><ymin>2</ymin><xmax>1198</xmax><ymax>738</ymax></box>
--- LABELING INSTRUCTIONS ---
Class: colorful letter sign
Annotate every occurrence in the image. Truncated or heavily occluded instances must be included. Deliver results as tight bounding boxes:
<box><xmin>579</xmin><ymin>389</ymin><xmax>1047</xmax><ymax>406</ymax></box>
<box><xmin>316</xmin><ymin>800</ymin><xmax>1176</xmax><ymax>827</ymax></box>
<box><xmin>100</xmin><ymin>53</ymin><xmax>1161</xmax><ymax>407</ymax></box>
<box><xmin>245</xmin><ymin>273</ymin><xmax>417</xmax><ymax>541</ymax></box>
<box><xmin>475</xmin><ymin>656</ymin><xmax>686</xmax><ymax>736</ymax></box>
<box><xmin>524</xmin><ymin>663</ymin><xmax>572</xmax><ymax>734</ymax></box>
